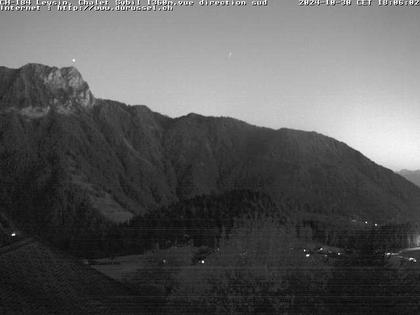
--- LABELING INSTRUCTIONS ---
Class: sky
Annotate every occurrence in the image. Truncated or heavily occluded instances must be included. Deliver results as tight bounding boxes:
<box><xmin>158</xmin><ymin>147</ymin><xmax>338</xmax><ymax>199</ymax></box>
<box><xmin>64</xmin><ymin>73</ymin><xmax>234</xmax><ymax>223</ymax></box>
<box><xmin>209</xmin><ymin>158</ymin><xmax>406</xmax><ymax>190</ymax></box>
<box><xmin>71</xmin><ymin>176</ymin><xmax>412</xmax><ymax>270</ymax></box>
<box><xmin>0</xmin><ymin>2</ymin><xmax>419</xmax><ymax>171</ymax></box>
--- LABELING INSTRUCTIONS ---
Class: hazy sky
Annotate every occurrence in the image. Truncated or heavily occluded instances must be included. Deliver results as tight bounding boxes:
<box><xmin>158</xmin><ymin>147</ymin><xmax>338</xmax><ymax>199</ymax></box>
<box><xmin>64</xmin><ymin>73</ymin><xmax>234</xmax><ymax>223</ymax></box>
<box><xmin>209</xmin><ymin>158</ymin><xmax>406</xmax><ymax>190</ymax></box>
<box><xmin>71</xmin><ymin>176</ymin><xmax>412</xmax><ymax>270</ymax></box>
<box><xmin>1</xmin><ymin>2</ymin><xmax>419</xmax><ymax>171</ymax></box>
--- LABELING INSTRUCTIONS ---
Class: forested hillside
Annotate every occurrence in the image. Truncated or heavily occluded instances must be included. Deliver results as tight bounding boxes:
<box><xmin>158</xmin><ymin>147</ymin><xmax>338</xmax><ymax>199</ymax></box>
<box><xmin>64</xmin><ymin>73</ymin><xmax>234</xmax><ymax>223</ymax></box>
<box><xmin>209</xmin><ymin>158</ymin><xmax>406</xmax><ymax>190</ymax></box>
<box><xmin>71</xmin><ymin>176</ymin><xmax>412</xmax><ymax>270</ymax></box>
<box><xmin>1</xmin><ymin>63</ymin><xmax>420</xmax><ymax>256</ymax></box>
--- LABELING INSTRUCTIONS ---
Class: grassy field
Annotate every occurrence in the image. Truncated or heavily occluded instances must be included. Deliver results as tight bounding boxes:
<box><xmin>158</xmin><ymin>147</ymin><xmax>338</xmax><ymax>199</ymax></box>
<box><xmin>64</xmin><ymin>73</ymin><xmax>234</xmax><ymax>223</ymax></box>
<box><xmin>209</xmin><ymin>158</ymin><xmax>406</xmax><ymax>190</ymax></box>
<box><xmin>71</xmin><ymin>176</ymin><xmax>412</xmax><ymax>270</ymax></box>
<box><xmin>92</xmin><ymin>254</ymin><xmax>147</xmax><ymax>281</ymax></box>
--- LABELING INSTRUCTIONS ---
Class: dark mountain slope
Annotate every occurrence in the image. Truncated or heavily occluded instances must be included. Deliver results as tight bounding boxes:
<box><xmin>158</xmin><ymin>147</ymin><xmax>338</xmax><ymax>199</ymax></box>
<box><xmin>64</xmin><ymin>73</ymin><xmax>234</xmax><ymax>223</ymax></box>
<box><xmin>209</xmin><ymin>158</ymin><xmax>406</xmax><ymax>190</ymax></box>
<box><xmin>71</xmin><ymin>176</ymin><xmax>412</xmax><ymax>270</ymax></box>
<box><xmin>163</xmin><ymin>115</ymin><xmax>420</xmax><ymax>221</ymax></box>
<box><xmin>1</xmin><ymin>63</ymin><xmax>420</xmax><ymax>241</ymax></box>
<box><xmin>399</xmin><ymin>169</ymin><xmax>420</xmax><ymax>188</ymax></box>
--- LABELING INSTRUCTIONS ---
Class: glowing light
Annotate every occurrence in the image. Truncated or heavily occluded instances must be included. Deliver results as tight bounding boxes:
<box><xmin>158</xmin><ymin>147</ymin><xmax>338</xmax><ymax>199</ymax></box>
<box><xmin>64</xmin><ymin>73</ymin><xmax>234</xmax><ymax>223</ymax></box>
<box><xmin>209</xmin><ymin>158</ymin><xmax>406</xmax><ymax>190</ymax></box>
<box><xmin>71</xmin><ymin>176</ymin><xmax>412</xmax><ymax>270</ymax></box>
<box><xmin>72</xmin><ymin>58</ymin><xmax>76</xmax><ymax>63</ymax></box>
<box><xmin>305</xmin><ymin>254</ymin><xmax>310</xmax><ymax>258</ymax></box>
<box><xmin>10</xmin><ymin>232</ymin><xmax>16</xmax><ymax>237</ymax></box>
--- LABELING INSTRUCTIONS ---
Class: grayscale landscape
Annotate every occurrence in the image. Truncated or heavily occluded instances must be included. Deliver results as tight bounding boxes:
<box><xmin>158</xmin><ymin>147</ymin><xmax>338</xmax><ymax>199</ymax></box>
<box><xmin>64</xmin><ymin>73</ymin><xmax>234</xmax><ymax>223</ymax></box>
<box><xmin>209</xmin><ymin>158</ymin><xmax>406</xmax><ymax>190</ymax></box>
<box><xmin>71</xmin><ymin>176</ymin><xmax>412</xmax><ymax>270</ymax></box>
<box><xmin>1</xmin><ymin>2</ymin><xmax>420</xmax><ymax>314</ymax></box>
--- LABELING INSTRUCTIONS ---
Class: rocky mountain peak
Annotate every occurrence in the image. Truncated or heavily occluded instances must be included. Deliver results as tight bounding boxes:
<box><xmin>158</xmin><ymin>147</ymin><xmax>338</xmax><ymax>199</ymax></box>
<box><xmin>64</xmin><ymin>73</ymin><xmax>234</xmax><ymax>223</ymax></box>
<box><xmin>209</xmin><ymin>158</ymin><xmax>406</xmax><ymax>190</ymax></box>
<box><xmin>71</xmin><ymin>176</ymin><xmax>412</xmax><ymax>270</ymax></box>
<box><xmin>0</xmin><ymin>63</ymin><xmax>95</xmax><ymax>116</ymax></box>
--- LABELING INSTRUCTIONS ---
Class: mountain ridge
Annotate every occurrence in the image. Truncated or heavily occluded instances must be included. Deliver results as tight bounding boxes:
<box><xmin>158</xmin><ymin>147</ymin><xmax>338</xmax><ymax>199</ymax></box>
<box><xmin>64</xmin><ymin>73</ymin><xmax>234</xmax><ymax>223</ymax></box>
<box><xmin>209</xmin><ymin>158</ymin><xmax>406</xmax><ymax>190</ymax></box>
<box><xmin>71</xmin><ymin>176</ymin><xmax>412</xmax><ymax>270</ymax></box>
<box><xmin>1</xmin><ymin>63</ymin><xmax>420</xmax><ymax>243</ymax></box>
<box><xmin>399</xmin><ymin>169</ymin><xmax>420</xmax><ymax>188</ymax></box>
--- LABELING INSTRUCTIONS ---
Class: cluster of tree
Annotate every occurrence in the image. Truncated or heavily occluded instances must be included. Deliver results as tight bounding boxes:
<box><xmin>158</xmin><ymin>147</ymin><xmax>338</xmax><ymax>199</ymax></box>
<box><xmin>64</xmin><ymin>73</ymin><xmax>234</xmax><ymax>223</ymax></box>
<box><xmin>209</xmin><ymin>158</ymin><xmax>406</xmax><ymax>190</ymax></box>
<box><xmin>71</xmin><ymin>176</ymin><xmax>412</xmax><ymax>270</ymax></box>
<box><xmin>125</xmin><ymin>215</ymin><xmax>420</xmax><ymax>314</ymax></box>
<box><xmin>109</xmin><ymin>190</ymin><xmax>378</xmax><ymax>258</ymax></box>
<box><xmin>128</xmin><ymin>190</ymin><xmax>286</xmax><ymax>247</ymax></box>
<box><xmin>75</xmin><ymin>190</ymin><xmax>288</xmax><ymax>258</ymax></box>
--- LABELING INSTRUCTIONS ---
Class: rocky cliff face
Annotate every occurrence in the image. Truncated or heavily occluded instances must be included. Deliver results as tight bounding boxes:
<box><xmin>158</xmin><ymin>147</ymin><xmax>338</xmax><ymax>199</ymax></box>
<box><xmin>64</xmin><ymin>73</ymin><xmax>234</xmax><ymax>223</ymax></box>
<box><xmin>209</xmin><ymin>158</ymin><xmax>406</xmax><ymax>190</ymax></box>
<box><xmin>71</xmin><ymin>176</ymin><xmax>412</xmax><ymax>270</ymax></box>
<box><xmin>0</xmin><ymin>64</ymin><xmax>94</xmax><ymax>117</ymax></box>
<box><xmin>1</xmin><ymin>63</ymin><xmax>420</xmax><ymax>226</ymax></box>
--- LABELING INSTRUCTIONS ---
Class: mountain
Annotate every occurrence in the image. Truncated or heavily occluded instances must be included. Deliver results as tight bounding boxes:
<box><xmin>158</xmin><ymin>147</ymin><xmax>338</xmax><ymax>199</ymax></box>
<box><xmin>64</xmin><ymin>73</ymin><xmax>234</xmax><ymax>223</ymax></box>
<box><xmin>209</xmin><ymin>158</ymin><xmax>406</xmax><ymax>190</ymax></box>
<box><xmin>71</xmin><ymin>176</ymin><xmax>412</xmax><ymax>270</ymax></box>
<box><xmin>1</xmin><ymin>63</ymin><xmax>420</xmax><ymax>245</ymax></box>
<box><xmin>399</xmin><ymin>170</ymin><xmax>420</xmax><ymax>188</ymax></box>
